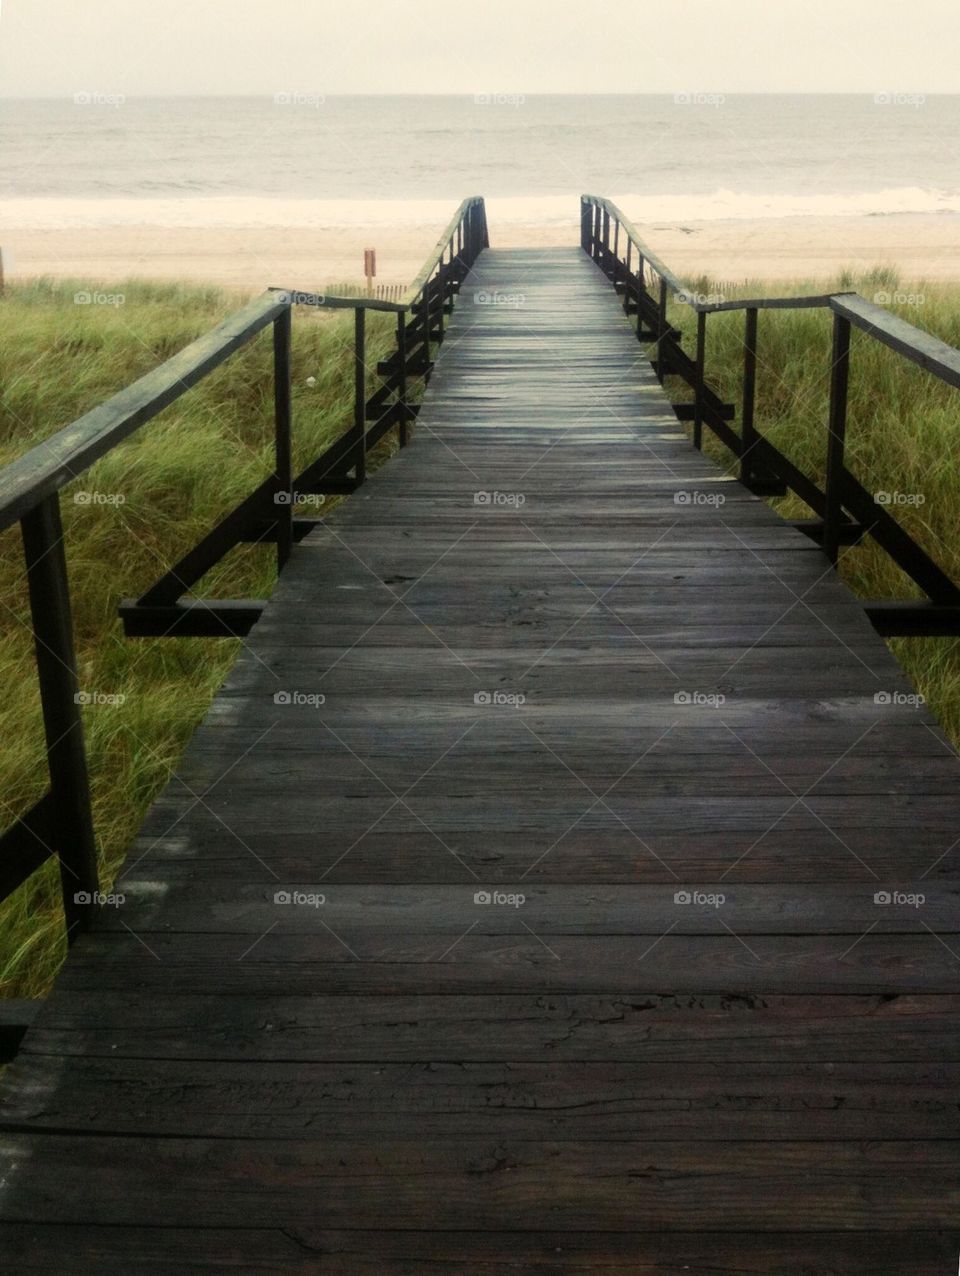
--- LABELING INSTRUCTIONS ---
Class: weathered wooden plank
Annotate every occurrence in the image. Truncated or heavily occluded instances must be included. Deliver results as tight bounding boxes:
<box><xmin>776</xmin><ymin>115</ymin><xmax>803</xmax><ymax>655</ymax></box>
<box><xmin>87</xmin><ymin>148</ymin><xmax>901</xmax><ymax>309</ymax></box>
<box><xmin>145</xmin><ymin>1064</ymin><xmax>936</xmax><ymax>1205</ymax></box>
<box><xmin>5</xmin><ymin>1056</ymin><xmax>958</xmax><ymax>1140</ymax></box>
<box><xmin>21</xmin><ymin>991</ymin><xmax>960</xmax><ymax>1058</ymax></box>
<box><xmin>100</xmin><ymin>880</ymin><xmax>960</xmax><ymax>936</ymax></box>
<box><xmin>0</xmin><ymin>1225</ymin><xmax>955</xmax><ymax>1274</ymax></box>
<box><xmin>2</xmin><ymin>1134</ymin><xmax>959</xmax><ymax>1231</ymax></box>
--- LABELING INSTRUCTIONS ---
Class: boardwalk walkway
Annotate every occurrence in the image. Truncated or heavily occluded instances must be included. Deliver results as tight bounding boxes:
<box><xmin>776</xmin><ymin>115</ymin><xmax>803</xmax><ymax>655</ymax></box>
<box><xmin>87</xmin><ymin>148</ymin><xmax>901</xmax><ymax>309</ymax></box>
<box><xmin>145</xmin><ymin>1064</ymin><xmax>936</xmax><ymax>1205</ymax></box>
<box><xmin>2</xmin><ymin>247</ymin><xmax>959</xmax><ymax>1272</ymax></box>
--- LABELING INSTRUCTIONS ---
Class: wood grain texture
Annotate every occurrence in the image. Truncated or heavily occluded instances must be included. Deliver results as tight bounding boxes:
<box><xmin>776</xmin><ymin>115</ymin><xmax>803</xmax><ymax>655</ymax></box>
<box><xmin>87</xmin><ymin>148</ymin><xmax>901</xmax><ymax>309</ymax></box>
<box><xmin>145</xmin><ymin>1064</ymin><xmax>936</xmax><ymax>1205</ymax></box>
<box><xmin>1</xmin><ymin>246</ymin><xmax>958</xmax><ymax>1272</ymax></box>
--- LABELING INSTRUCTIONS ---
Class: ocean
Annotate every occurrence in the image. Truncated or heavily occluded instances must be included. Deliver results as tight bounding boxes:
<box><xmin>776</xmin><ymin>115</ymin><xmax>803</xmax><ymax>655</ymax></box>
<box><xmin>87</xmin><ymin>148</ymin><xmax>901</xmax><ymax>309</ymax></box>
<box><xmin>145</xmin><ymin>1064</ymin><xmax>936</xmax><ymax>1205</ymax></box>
<box><xmin>2</xmin><ymin>93</ymin><xmax>958</xmax><ymax>230</ymax></box>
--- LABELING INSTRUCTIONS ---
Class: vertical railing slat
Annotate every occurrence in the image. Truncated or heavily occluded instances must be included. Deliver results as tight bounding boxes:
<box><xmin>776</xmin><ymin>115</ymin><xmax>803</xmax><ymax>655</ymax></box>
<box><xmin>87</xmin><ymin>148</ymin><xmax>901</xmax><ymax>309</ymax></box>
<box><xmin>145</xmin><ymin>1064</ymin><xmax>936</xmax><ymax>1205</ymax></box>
<box><xmin>273</xmin><ymin>306</ymin><xmax>293</xmax><ymax>569</ymax></box>
<box><xmin>354</xmin><ymin>307</ymin><xmax>367</xmax><ymax>484</ymax></box>
<box><xmin>21</xmin><ymin>493</ymin><xmax>99</xmax><ymax>941</ymax></box>
<box><xmin>397</xmin><ymin>310</ymin><xmax>409</xmax><ymax>448</ymax></box>
<box><xmin>823</xmin><ymin>313</ymin><xmax>852</xmax><ymax>564</ymax></box>
<box><xmin>694</xmin><ymin>311</ymin><xmax>707</xmax><ymax>450</ymax></box>
<box><xmin>740</xmin><ymin>307</ymin><xmax>759</xmax><ymax>488</ymax></box>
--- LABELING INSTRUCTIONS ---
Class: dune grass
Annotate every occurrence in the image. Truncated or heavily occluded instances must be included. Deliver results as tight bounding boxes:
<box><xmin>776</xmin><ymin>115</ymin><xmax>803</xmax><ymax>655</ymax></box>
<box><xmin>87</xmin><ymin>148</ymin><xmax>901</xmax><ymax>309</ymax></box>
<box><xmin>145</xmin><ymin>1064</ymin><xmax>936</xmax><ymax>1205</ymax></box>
<box><xmin>0</xmin><ymin>278</ymin><xmax>397</xmax><ymax>997</ymax></box>
<box><xmin>665</xmin><ymin>267</ymin><xmax>960</xmax><ymax>743</ymax></box>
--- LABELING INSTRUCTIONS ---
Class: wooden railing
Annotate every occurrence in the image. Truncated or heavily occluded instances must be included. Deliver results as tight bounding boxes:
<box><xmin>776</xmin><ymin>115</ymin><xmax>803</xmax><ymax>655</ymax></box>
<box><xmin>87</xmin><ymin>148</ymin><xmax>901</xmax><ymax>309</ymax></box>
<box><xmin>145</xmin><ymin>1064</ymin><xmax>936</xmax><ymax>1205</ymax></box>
<box><xmin>582</xmin><ymin>194</ymin><xmax>960</xmax><ymax>638</ymax></box>
<box><xmin>0</xmin><ymin>196</ymin><xmax>488</xmax><ymax>943</ymax></box>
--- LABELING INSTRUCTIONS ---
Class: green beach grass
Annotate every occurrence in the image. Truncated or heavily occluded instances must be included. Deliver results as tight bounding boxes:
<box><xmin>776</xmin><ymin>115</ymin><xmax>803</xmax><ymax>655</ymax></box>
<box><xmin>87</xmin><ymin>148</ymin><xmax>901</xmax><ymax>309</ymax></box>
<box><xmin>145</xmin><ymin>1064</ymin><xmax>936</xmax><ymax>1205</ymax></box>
<box><xmin>0</xmin><ymin>268</ymin><xmax>958</xmax><ymax>999</ymax></box>
<box><xmin>0</xmin><ymin>278</ymin><xmax>397</xmax><ymax>998</ymax></box>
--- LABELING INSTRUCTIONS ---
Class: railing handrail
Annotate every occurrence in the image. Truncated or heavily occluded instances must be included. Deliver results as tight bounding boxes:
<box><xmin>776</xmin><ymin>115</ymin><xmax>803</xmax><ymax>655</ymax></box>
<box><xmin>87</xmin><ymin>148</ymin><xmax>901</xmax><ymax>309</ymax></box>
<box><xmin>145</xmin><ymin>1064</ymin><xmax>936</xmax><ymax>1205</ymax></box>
<box><xmin>0</xmin><ymin>198</ymin><xmax>488</xmax><ymax>531</ymax></box>
<box><xmin>583</xmin><ymin>195</ymin><xmax>848</xmax><ymax>313</ymax></box>
<box><xmin>271</xmin><ymin>196</ymin><xmax>488</xmax><ymax>315</ymax></box>
<box><xmin>269</xmin><ymin>288</ymin><xmax>406</xmax><ymax>315</ymax></box>
<box><xmin>0</xmin><ymin>292</ymin><xmax>286</xmax><ymax>531</ymax></box>
<box><xmin>401</xmin><ymin>196</ymin><xmax>485</xmax><ymax>308</ymax></box>
<box><xmin>582</xmin><ymin>194</ymin><xmax>960</xmax><ymax>389</ymax></box>
<box><xmin>582</xmin><ymin>195</ymin><xmax>687</xmax><ymax>298</ymax></box>
<box><xmin>829</xmin><ymin>292</ymin><xmax>960</xmax><ymax>390</ymax></box>
<box><xmin>582</xmin><ymin>190</ymin><xmax>960</xmax><ymax>630</ymax></box>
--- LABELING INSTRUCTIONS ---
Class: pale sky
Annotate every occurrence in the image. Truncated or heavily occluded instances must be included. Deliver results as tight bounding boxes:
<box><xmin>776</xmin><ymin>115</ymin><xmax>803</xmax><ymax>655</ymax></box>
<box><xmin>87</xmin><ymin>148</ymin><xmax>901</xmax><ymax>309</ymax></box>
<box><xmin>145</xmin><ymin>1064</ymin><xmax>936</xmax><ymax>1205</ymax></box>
<box><xmin>1</xmin><ymin>0</ymin><xmax>958</xmax><ymax>97</ymax></box>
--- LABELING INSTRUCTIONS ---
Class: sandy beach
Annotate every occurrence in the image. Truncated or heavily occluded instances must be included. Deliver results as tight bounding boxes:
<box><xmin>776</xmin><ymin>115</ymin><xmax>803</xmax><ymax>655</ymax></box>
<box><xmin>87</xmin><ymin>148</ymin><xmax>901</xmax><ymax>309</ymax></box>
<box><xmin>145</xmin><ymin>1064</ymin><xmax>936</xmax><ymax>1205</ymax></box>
<box><xmin>3</xmin><ymin>212</ymin><xmax>959</xmax><ymax>291</ymax></box>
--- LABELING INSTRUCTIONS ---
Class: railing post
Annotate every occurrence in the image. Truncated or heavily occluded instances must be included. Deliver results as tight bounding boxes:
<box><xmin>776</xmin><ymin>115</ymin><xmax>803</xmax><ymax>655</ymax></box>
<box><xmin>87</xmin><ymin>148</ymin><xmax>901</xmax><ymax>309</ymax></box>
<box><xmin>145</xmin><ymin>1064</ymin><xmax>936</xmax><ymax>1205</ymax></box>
<box><xmin>740</xmin><ymin>307</ymin><xmax>758</xmax><ymax>487</ymax></box>
<box><xmin>354</xmin><ymin>307</ymin><xmax>367</xmax><ymax>484</ymax></box>
<box><xmin>273</xmin><ymin>306</ymin><xmax>293</xmax><ymax>570</ymax></box>
<box><xmin>437</xmin><ymin>259</ymin><xmax>445</xmax><ymax>343</ymax></box>
<box><xmin>694</xmin><ymin>310</ymin><xmax>707</xmax><ymax>449</ymax></box>
<box><xmin>657</xmin><ymin>278</ymin><xmax>669</xmax><ymax>383</ymax></box>
<box><xmin>422</xmin><ymin>280</ymin><xmax>432</xmax><ymax>382</ymax></box>
<box><xmin>581</xmin><ymin>199</ymin><xmax>591</xmax><ymax>253</ymax></box>
<box><xmin>397</xmin><ymin>309</ymin><xmax>409</xmax><ymax>447</ymax></box>
<box><xmin>21</xmin><ymin>493</ymin><xmax>99</xmax><ymax>941</ymax></box>
<box><xmin>636</xmin><ymin>254</ymin><xmax>646</xmax><ymax>339</ymax></box>
<box><xmin>592</xmin><ymin>205</ymin><xmax>601</xmax><ymax>263</ymax></box>
<box><xmin>612</xmin><ymin>219</ymin><xmax>620</xmax><ymax>287</ymax></box>
<box><xmin>601</xmin><ymin>209</ymin><xmax>610</xmax><ymax>276</ymax></box>
<box><xmin>823</xmin><ymin>312</ymin><xmax>852</xmax><ymax>565</ymax></box>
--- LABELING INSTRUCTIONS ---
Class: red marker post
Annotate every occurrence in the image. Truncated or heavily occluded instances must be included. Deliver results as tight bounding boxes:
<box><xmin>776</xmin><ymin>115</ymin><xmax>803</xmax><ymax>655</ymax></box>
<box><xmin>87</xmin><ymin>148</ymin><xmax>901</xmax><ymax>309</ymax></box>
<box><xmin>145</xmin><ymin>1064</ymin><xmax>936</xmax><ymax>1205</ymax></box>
<box><xmin>364</xmin><ymin>248</ymin><xmax>376</xmax><ymax>297</ymax></box>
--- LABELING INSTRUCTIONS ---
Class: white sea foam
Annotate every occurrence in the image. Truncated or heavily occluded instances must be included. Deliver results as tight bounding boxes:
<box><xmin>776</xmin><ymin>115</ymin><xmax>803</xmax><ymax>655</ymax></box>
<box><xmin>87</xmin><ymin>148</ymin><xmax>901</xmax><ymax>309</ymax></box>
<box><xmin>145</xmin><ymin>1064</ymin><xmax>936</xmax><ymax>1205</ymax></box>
<box><xmin>1</xmin><ymin>187</ymin><xmax>956</xmax><ymax>232</ymax></box>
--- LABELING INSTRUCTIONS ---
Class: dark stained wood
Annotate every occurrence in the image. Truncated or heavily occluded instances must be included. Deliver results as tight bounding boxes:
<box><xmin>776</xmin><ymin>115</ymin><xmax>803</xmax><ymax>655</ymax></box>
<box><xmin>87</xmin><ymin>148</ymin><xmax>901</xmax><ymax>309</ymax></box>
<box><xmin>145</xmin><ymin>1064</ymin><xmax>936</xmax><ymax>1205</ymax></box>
<box><xmin>6</xmin><ymin>1056</ymin><xmax>959</xmax><ymax>1141</ymax></box>
<box><xmin>833</xmin><ymin>291</ymin><xmax>960</xmax><ymax>389</ymax></box>
<box><xmin>0</xmin><ymin>1001</ymin><xmax>42</xmax><ymax>1066</ymax></box>
<box><xmin>1</xmin><ymin>1227</ymin><xmax>957</xmax><ymax>1275</ymax></box>
<box><xmin>1</xmin><ymin>247</ymin><xmax>959</xmax><ymax>1270</ymax></box>
<box><xmin>2</xmin><ymin>1133</ymin><xmax>960</xmax><ymax>1233</ymax></box>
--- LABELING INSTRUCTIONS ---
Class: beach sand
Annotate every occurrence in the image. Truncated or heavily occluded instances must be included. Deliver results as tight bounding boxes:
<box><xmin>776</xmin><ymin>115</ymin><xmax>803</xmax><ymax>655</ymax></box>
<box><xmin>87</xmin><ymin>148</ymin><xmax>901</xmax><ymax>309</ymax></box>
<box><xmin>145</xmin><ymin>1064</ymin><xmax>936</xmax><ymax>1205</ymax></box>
<box><xmin>3</xmin><ymin>212</ymin><xmax>959</xmax><ymax>291</ymax></box>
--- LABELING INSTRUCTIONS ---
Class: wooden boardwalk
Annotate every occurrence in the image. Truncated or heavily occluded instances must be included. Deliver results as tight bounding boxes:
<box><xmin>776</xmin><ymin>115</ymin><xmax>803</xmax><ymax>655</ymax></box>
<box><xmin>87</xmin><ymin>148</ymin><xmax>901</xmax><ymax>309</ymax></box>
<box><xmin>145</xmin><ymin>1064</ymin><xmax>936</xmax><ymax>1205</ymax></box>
<box><xmin>2</xmin><ymin>247</ymin><xmax>960</xmax><ymax>1272</ymax></box>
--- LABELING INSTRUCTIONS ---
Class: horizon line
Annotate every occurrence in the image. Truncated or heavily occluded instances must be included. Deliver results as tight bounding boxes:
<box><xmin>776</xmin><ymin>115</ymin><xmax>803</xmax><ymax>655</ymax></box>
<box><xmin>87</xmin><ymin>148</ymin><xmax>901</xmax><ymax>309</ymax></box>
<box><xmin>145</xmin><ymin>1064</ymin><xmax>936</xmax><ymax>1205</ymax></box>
<box><xmin>2</xmin><ymin>90</ymin><xmax>957</xmax><ymax>101</ymax></box>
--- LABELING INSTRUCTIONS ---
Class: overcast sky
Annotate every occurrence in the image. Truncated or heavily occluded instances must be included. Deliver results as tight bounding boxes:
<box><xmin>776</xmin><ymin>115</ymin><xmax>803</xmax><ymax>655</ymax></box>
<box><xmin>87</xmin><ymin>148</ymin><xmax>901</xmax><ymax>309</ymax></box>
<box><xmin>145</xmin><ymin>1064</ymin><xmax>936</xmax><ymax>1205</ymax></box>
<box><xmin>1</xmin><ymin>0</ymin><xmax>958</xmax><ymax>96</ymax></box>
